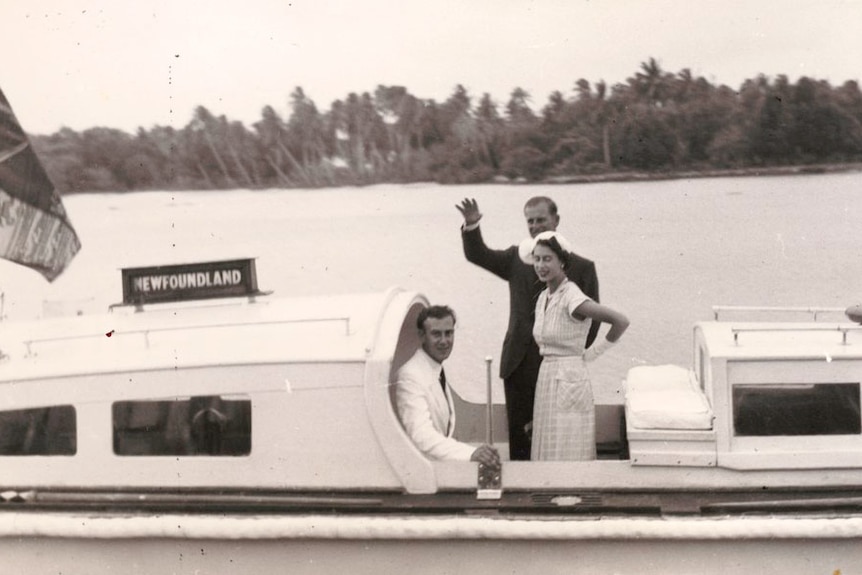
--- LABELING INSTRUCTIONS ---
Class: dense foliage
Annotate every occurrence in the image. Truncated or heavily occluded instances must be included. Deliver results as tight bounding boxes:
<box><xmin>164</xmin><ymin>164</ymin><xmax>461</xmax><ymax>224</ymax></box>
<box><xmin>29</xmin><ymin>60</ymin><xmax>862</xmax><ymax>193</ymax></box>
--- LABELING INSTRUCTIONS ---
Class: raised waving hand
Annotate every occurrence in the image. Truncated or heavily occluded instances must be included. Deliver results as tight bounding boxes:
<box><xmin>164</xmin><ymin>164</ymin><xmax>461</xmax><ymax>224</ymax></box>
<box><xmin>455</xmin><ymin>198</ymin><xmax>483</xmax><ymax>226</ymax></box>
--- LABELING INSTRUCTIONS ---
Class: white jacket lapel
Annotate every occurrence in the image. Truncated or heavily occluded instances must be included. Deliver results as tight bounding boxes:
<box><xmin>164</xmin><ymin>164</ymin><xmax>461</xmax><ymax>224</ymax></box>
<box><xmin>419</xmin><ymin>349</ymin><xmax>455</xmax><ymax>438</ymax></box>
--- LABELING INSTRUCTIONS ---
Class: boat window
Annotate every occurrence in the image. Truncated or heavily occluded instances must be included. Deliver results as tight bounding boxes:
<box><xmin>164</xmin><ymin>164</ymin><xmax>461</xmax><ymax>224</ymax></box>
<box><xmin>0</xmin><ymin>406</ymin><xmax>76</xmax><ymax>456</ymax></box>
<box><xmin>113</xmin><ymin>395</ymin><xmax>251</xmax><ymax>456</ymax></box>
<box><xmin>733</xmin><ymin>383</ymin><xmax>861</xmax><ymax>436</ymax></box>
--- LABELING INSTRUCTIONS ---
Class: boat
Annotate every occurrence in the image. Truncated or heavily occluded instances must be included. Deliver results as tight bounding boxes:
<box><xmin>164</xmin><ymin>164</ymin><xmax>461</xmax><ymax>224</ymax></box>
<box><xmin>2</xmin><ymin>257</ymin><xmax>862</xmax><ymax>573</ymax></box>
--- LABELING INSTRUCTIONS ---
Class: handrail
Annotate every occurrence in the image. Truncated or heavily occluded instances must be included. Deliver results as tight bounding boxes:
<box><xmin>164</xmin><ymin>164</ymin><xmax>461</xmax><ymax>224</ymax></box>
<box><xmin>21</xmin><ymin>316</ymin><xmax>353</xmax><ymax>356</ymax></box>
<box><xmin>713</xmin><ymin>306</ymin><xmax>846</xmax><ymax>321</ymax></box>
<box><xmin>108</xmin><ymin>291</ymin><xmax>273</xmax><ymax>313</ymax></box>
<box><xmin>731</xmin><ymin>325</ymin><xmax>862</xmax><ymax>346</ymax></box>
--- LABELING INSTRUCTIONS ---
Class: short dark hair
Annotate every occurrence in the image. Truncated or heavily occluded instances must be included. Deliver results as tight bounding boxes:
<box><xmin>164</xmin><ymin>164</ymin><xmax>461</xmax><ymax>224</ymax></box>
<box><xmin>534</xmin><ymin>236</ymin><xmax>569</xmax><ymax>262</ymax></box>
<box><xmin>417</xmin><ymin>305</ymin><xmax>457</xmax><ymax>330</ymax></box>
<box><xmin>524</xmin><ymin>196</ymin><xmax>558</xmax><ymax>216</ymax></box>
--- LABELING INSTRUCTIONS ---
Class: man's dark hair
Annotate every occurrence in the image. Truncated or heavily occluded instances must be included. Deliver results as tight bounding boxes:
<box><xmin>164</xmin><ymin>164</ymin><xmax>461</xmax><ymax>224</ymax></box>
<box><xmin>417</xmin><ymin>305</ymin><xmax>457</xmax><ymax>330</ymax></box>
<box><xmin>535</xmin><ymin>236</ymin><xmax>569</xmax><ymax>262</ymax></box>
<box><xmin>524</xmin><ymin>196</ymin><xmax>558</xmax><ymax>216</ymax></box>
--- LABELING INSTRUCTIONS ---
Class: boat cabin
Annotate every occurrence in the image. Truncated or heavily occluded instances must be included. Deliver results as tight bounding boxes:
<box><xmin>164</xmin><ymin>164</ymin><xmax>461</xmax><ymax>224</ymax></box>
<box><xmin>626</xmin><ymin>307</ymin><xmax>862</xmax><ymax>470</ymax></box>
<box><xmin>2</xmin><ymin>259</ymin><xmax>862</xmax><ymax>499</ymax></box>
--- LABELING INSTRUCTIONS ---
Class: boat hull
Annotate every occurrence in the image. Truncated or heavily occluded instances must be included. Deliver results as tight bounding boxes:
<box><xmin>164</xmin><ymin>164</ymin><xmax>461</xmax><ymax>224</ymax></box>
<box><xmin>3</xmin><ymin>511</ymin><xmax>862</xmax><ymax>575</ymax></box>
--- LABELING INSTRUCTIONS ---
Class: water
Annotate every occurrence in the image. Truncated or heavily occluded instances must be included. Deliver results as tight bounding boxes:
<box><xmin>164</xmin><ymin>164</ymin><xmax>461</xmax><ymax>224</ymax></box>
<box><xmin>2</xmin><ymin>173</ymin><xmax>861</xmax><ymax>403</ymax></box>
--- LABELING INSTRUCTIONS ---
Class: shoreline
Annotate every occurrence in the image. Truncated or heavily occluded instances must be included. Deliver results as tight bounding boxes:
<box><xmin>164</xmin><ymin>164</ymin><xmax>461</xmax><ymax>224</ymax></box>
<box><xmin>57</xmin><ymin>162</ymin><xmax>862</xmax><ymax>195</ymax></box>
<box><xmin>540</xmin><ymin>162</ymin><xmax>862</xmax><ymax>185</ymax></box>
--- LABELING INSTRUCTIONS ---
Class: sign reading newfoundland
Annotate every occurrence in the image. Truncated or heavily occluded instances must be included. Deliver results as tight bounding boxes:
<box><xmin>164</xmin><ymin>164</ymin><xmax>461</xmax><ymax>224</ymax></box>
<box><xmin>121</xmin><ymin>258</ymin><xmax>261</xmax><ymax>305</ymax></box>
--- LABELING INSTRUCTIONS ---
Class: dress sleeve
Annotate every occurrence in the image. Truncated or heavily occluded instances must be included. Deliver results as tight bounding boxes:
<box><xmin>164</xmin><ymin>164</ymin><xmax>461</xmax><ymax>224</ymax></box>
<box><xmin>564</xmin><ymin>283</ymin><xmax>590</xmax><ymax>317</ymax></box>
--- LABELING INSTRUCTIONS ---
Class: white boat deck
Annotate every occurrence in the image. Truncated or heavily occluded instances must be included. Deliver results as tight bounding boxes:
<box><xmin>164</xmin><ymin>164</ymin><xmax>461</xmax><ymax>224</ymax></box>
<box><xmin>0</xmin><ymin>290</ymin><xmax>393</xmax><ymax>382</ymax></box>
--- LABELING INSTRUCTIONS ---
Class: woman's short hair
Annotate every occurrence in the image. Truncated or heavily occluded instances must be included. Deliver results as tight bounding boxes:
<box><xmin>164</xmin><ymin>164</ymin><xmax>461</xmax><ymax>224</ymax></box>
<box><xmin>534</xmin><ymin>235</ymin><xmax>568</xmax><ymax>262</ymax></box>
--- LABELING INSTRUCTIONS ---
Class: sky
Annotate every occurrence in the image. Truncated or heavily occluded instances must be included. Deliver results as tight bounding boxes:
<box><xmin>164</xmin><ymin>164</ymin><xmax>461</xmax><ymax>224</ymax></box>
<box><xmin>1</xmin><ymin>0</ymin><xmax>860</xmax><ymax>135</ymax></box>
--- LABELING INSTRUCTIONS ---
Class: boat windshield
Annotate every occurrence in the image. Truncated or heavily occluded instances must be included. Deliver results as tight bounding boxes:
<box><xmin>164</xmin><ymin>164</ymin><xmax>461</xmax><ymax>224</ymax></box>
<box><xmin>733</xmin><ymin>383</ymin><xmax>861</xmax><ymax>436</ymax></box>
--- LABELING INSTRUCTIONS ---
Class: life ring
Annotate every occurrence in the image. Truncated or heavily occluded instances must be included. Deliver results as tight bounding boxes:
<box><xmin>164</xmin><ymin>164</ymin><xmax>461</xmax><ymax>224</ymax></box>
<box><xmin>846</xmin><ymin>304</ymin><xmax>862</xmax><ymax>324</ymax></box>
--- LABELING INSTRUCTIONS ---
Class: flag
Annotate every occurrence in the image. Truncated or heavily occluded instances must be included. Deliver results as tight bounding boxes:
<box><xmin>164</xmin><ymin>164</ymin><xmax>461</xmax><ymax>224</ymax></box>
<box><xmin>0</xmin><ymin>88</ymin><xmax>80</xmax><ymax>281</ymax></box>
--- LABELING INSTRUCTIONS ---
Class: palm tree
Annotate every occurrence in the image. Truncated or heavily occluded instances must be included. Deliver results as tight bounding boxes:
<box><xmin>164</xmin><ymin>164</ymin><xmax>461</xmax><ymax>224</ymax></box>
<box><xmin>475</xmin><ymin>93</ymin><xmax>503</xmax><ymax>168</ymax></box>
<box><xmin>374</xmin><ymin>85</ymin><xmax>424</xmax><ymax>178</ymax></box>
<box><xmin>189</xmin><ymin>106</ymin><xmax>237</xmax><ymax>188</ymax></box>
<box><xmin>632</xmin><ymin>57</ymin><xmax>671</xmax><ymax>107</ymax></box>
<box><xmin>286</xmin><ymin>87</ymin><xmax>328</xmax><ymax>183</ymax></box>
<box><xmin>253</xmin><ymin>105</ymin><xmax>294</xmax><ymax>186</ymax></box>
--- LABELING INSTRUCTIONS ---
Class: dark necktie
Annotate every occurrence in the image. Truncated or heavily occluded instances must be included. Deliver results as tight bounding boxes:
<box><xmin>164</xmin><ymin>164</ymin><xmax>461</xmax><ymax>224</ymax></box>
<box><xmin>439</xmin><ymin>367</ymin><xmax>447</xmax><ymax>393</ymax></box>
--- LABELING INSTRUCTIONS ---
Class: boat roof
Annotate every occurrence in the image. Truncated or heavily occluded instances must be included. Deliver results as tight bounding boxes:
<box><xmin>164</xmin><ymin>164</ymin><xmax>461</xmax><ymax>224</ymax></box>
<box><xmin>0</xmin><ymin>288</ymin><xmax>407</xmax><ymax>382</ymax></box>
<box><xmin>696</xmin><ymin>320</ymin><xmax>862</xmax><ymax>360</ymax></box>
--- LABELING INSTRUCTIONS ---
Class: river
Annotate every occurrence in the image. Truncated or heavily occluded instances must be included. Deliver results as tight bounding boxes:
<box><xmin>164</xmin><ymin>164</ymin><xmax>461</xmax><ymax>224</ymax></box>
<box><xmin>2</xmin><ymin>172</ymin><xmax>861</xmax><ymax>404</ymax></box>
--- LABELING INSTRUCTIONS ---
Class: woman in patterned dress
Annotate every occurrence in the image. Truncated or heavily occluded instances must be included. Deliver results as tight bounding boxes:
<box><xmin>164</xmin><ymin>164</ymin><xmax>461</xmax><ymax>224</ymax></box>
<box><xmin>526</xmin><ymin>231</ymin><xmax>630</xmax><ymax>461</ymax></box>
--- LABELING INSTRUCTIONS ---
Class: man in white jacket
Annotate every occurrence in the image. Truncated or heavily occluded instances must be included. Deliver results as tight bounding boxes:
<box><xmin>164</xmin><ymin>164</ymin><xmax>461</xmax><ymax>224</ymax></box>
<box><xmin>395</xmin><ymin>305</ymin><xmax>500</xmax><ymax>466</ymax></box>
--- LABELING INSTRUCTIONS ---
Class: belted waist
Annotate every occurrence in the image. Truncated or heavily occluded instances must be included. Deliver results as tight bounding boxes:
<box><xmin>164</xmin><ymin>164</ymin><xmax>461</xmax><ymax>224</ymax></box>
<box><xmin>541</xmin><ymin>354</ymin><xmax>584</xmax><ymax>363</ymax></box>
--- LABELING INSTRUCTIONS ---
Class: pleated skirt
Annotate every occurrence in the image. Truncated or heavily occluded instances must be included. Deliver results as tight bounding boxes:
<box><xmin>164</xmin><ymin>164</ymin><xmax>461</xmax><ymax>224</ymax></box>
<box><xmin>531</xmin><ymin>355</ymin><xmax>596</xmax><ymax>461</ymax></box>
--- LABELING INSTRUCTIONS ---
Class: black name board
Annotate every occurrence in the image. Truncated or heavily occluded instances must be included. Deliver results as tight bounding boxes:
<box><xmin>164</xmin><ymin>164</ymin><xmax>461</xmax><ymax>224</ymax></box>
<box><xmin>121</xmin><ymin>258</ymin><xmax>261</xmax><ymax>305</ymax></box>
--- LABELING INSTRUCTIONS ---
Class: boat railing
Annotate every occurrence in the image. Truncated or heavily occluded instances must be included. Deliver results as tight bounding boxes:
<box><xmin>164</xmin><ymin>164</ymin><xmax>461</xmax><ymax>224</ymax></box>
<box><xmin>731</xmin><ymin>325</ymin><xmax>862</xmax><ymax>346</ymax></box>
<box><xmin>712</xmin><ymin>305</ymin><xmax>847</xmax><ymax>321</ymax></box>
<box><xmin>20</xmin><ymin>316</ymin><xmax>353</xmax><ymax>357</ymax></box>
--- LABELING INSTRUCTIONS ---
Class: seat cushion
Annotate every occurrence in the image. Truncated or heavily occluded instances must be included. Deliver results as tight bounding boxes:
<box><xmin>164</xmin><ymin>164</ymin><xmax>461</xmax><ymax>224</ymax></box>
<box><xmin>625</xmin><ymin>365</ymin><xmax>713</xmax><ymax>430</ymax></box>
<box><xmin>626</xmin><ymin>389</ymin><xmax>713</xmax><ymax>430</ymax></box>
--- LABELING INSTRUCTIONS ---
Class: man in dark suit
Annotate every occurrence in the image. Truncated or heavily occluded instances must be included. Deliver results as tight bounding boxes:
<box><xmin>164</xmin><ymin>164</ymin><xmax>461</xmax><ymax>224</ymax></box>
<box><xmin>457</xmin><ymin>196</ymin><xmax>600</xmax><ymax>460</ymax></box>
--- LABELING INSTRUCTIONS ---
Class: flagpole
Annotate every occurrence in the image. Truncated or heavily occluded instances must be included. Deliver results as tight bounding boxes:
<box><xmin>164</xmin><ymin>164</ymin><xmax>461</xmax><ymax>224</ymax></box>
<box><xmin>485</xmin><ymin>356</ymin><xmax>493</xmax><ymax>445</ymax></box>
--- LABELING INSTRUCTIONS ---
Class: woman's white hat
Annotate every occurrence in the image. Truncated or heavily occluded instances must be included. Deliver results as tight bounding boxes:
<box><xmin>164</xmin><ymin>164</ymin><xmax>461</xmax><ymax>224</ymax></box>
<box><xmin>518</xmin><ymin>230</ymin><xmax>573</xmax><ymax>264</ymax></box>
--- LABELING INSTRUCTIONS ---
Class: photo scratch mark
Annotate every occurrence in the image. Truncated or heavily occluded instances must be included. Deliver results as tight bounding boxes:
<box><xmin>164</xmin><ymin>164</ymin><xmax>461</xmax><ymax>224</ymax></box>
<box><xmin>776</xmin><ymin>233</ymin><xmax>787</xmax><ymax>259</ymax></box>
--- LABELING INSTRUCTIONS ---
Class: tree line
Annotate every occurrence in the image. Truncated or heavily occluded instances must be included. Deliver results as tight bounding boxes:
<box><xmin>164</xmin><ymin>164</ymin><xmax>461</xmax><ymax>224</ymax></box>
<box><xmin>30</xmin><ymin>59</ymin><xmax>862</xmax><ymax>193</ymax></box>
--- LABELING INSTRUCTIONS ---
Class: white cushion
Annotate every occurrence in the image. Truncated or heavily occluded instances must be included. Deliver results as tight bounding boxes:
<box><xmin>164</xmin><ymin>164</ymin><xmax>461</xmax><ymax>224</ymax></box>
<box><xmin>626</xmin><ymin>389</ymin><xmax>713</xmax><ymax>430</ymax></box>
<box><xmin>625</xmin><ymin>364</ymin><xmax>713</xmax><ymax>430</ymax></box>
